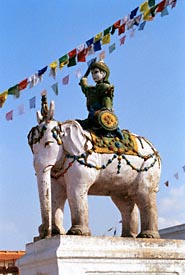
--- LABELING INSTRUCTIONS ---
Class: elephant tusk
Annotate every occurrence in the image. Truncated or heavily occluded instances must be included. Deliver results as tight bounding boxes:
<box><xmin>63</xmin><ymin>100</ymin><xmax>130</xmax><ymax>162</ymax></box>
<box><xmin>43</xmin><ymin>164</ymin><xmax>54</xmax><ymax>173</ymax></box>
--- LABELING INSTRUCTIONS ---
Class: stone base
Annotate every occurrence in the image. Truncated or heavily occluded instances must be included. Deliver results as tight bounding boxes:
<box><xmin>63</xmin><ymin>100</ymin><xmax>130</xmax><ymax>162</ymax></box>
<box><xmin>17</xmin><ymin>236</ymin><xmax>185</xmax><ymax>275</ymax></box>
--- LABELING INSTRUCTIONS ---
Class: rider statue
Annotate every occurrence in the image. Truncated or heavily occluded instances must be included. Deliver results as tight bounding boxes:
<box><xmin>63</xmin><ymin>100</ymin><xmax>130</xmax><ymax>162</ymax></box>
<box><xmin>78</xmin><ymin>60</ymin><xmax>124</xmax><ymax>140</ymax></box>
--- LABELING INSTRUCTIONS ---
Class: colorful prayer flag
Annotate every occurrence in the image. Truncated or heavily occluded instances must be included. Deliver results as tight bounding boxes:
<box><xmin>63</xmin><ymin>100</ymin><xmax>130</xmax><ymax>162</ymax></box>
<box><xmin>174</xmin><ymin>173</ymin><xmax>179</xmax><ymax>180</ymax></box>
<box><xmin>59</xmin><ymin>54</ymin><xmax>69</xmax><ymax>69</ymax></box>
<box><xmin>111</xmin><ymin>20</ymin><xmax>121</xmax><ymax>35</ymax></box>
<box><xmin>67</xmin><ymin>56</ymin><xmax>77</xmax><ymax>67</ymax></box>
<box><xmin>38</xmin><ymin>66</ymin><xmax>48</xmax><ymax>77</ymax></box>
<box><xmin>18</xmin><ymin>78</ymin><xmax>28</xmax><ymax>91</ymax></box>
<box><xmin>29</xmin><ymin>96</ymin><xmax>36</xmax><ymax>109</ymax></box>
<box><xmin>68</xmin><ymin>49</ymin><xmax>77</xmax><ymax>58</ymax></box>
<box><xmin>86</xmin><ymin>45</ymin><xmax>94</xmax><ymax>56</ymax></box>
<box><xmin>130</xmin><ymin>7</ymin><xmax>139</xmax><ymax>19</ymax></box>
<box><xmin>140</xmin><ymin>1</ymin><xmax>149</xmax><ymax>12</ymax></box>
<box><xmin>49</xmin><ymin>60</ymin><xmax>58</xmax><ymax>79</ymax></box>
<box><xmin>94</xmin><ymin>32</ymin><xmax>102</xmax><ymax>42</ymax></box>
<box><xmin>120</xmin><ymin>35</ymin><xmax>126</xmax><ymax>45</ymax></box>
<box><xmin>62</xmin><ymin>75</ymin><xmax>69</xmax><ymax>85</ymax></box>
<box><xmin>8</xmin><ymin>85</ymin><xmax>19</xmax><ymax>98</ymax></box>
<box><xmin>161</xmin><ymin>6</ymin><xmax>169</xmax><ymax>16</ymax></box>
<box><xmin>0</xmin><ymin>90</ymin><xmax>8</xmax><ymax>108</ymax></box>
<box><xmin>93</xmin><ymin>40</ymin><xmax>101</xmax><ymax>52</ymax></box>
<box><xmin>118</xmin><ymin>23</ymin><xmax>126</xmax><ymax>35</ymax></box>
<box><xmin>103</xmin><ymin>26</ymin><xmax>111</xmax><ymax>36</ymax></box>
<box><xmin>28</xmin><ymin>74</ymin><xmax>39</xmax><ymax>88</ymax></box>
<box><xmin>102</xmin><ymin>33</ymin><xmax>111</xmax><ymax>45</ymax></box>
<box><xmin>109</xmin><ymin>43</ymin><xmax>116</xmax><ymax>54</ymax></box>
<box><xmin>87</xmin><ymin>58</ymin><xmax>97</xmax><ymax>67</ymax></box>
<box><xmin>77</xmin><ymin>48</ymin><xmax>88</xmax><ymax>62</ymax></box>
<box><xmin>156</xmin><ymin>0</ymin><xmax>166</xmax><ymax>12</ymax></box>
<box><xmin>130</xmin><ymin>28</ymin><xmax>136</xmax><ymax>38</ymax></box>
<box><xmin>148</xmin><ymin>0</ymin><xmax>155</xmax><ymax>7</ymax></box>
<box><xmin>86</xmin><ymin>37</ymin><xmax>94</xmax><ymax>47</ymax></box>
<box><xmin>51</xmin><ymin>82</ymin><xmax>59</xmax><ymax>95</ymax></box>
<box><xmin>134</xmin><ymin>14</ymin><xmax>142</xmax><ymax>26</ymax></box>
<box><xmin>6</xmin><ymin>110</ymin><xmax>13</xmax><ymax>121</ymax></box>
<box><xmin>138</xmin><ymin>21</ymin><xmax>146</xmax><ymax>30</ymax></box>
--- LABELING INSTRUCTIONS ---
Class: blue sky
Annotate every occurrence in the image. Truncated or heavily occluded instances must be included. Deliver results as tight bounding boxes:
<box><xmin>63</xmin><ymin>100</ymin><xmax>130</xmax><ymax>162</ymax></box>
<box><xmin>0</xmin><ymin>0</ymin><xmax>185</xmax><ymax>250</ymax></box>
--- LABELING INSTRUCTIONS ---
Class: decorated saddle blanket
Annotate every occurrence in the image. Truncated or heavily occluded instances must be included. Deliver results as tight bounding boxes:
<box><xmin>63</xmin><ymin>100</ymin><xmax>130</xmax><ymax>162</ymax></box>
<box><xmin>90</xmin><ymin>130</ymin><xmax>138</xmax><ymax>156</ymax></box>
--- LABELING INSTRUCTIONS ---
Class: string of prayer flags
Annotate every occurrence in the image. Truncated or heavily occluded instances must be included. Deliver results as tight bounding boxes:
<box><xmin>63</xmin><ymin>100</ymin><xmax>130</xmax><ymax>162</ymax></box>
<box><xmin>29</xmin><ymin>96</ymin><xmax>36</xmax><ymax>109</ymax></box>
<box><xmin>0</xmin><ymin>0</ymin><xmax>178</xmax><ymax>113</ymax></box>
<box><xmin>0</xmin><ymin>91</ymin><xmax>8</xmax><ymax>108</ymax></box>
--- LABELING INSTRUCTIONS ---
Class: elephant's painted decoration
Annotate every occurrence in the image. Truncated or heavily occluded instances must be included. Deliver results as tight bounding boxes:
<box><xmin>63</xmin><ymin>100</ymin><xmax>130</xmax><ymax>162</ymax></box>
<box><xmin>28</xmin><ymin>97</ymin><xmax>161</xmax><ymax>240</ymax></box>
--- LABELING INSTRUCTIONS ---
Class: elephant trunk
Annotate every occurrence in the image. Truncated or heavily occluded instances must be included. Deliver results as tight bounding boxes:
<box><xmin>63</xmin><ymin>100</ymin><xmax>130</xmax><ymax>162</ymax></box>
<box><xmin>36</xmin><ymin>169</ymin><xmax>52</xmax><ymax>239</ymax></box>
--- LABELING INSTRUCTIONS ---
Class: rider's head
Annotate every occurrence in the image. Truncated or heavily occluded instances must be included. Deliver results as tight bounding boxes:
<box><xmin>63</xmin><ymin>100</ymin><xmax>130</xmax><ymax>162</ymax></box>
<box><xmin>90</xmin><ymin>61</ymin><xmax>110</xmax><ymax>83</ymax></box>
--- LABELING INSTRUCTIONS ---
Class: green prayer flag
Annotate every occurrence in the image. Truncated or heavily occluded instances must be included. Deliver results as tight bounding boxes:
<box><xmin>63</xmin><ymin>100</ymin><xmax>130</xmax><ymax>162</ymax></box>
<box><xmin>148</xmin><ymin>0</ymin><xmax>155</xmax><ymax>7</ymax></box>
<box><xmin>59</xmin><ymin>54</ymin><xmax>69</xmax><ymax>68</ymax></box>
<box><xmin>8</xmin><ymin>84</ymin><xmax>20</xmax><ymax>98</ymax></box>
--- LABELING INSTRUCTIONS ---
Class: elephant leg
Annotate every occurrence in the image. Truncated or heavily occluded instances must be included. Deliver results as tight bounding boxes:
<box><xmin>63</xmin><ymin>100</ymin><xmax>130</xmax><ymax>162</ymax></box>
<box><xmin>136</xmin><ymin>191</ymin><xmax>160</xmax><ymax>239</ymax></box>
<box><xmin>111</xmin><ymin>195</ymin><xmax>138</xmax><ymax>237</ymax></box>
<box><xmin>36</xmin><ymin>170</ymin><xmax>52</xmax><ymax>240</ymax></box>
<box><xmin>51</xmin><ymin>178</ymin><xmax>67</xmax><ymax>235</ymax></box>
<box><xmin>66</xmin><ymin>179</ymin><xmax>91</xmax><ymax>236</ymax></box>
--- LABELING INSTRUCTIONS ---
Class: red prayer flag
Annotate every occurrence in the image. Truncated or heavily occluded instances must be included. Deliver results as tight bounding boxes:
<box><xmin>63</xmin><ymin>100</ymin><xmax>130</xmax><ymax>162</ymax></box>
<box><xmin>18</xmin><ymin>78</ymin><xmax>28</xmax><ymax>91</ymax></box>
<box><xmin>77</xmin><ymin>48</ymin><xmax>88</xmax><ymax>62</ymax></box>
<box><xmin>156</xmin><ymin>0</ymin><xmax>166</xmax><ymax>12</ymax></box>
<box><xmin>118</xmin><ymin>23</ymin><xmax>126</xmax><ymax>35</ymax></box>
<box><xmin>68</xmin><ymin>49</ymin><xmax>77</xmax><ymax>58</ymax></box>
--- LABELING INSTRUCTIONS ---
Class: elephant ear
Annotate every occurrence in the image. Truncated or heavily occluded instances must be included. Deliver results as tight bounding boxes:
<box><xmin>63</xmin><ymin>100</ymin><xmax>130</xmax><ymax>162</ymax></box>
<box><xmin>62</xmin><ymin>121</ymin><xmax>90</xmax><ymax>155</ymax></box>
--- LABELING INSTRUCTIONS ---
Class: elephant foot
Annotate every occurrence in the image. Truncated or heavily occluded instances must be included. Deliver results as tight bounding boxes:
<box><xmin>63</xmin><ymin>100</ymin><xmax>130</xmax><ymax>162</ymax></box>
<box><xmin>121</xmin><ymin>233</ymin><xmax>135</xmax><ymax>238</ymax></box>
<box><xmin>37</xmin><ymin>224</ymin><xmax>52</xmax><ymax>240</ymax></box>
<box><xmin>52</xmin><ymin>225</ymin><xmax>66</xmax><ymax>236</ymax></box>
<box><xmin>137</xmin><ymin>230</ymin><xmax>160</xmax><ymax>239</ymax></box>
<box><xmin>67</xmin><ymin>225</ymin><xmax>91</xmax><ymax>236</ymax></box>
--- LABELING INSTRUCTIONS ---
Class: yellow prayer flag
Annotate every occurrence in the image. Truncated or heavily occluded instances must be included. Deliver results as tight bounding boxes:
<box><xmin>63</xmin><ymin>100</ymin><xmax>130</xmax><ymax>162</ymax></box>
<box><xmin>94</xmin><ymin>32</ymin><xmax>102</xmax><ymax>43</ymax></box>
<box><xmin>0</xmin><ymin>90</ymin><xmax>8</xmax><ymax>108</ymax></box>
<box><xmin>102</xmin><ymin>33</ymin><xmax>111</xmax><ymax>45</ymax></box>
<box><xmin>140</xmin><ymin>1</ymin><xmax>149</xmax><ymax>12</ymax></box>
<box><xmin>59</xmin><ymin>60</ymin><xmax>69</xmax><ymax>70</ymax></box>
<box><xmin>143</xmin><ymin>9</ymin><xmax>153</xmax><ymax>21</ymax></box>
<box><xmin>50</xmin><ymin>60</ymin><xmax>58</xmax><ymax>69</ymax></box>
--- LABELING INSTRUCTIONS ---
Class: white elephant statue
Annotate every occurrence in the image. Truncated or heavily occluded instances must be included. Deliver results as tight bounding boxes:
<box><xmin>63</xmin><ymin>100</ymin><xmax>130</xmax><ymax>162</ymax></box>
<box><xmin>28</xmin><ymin>96</ymin><xmax>161</xmax><ymax>240</ymax></box>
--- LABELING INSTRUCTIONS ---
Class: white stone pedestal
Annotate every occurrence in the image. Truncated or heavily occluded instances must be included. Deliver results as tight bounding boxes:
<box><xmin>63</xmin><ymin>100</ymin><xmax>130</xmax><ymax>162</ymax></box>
<box><xmin>17</xmin><ymin>235</ymin><xmax>185</xmax><ymax>275</ymax></box>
